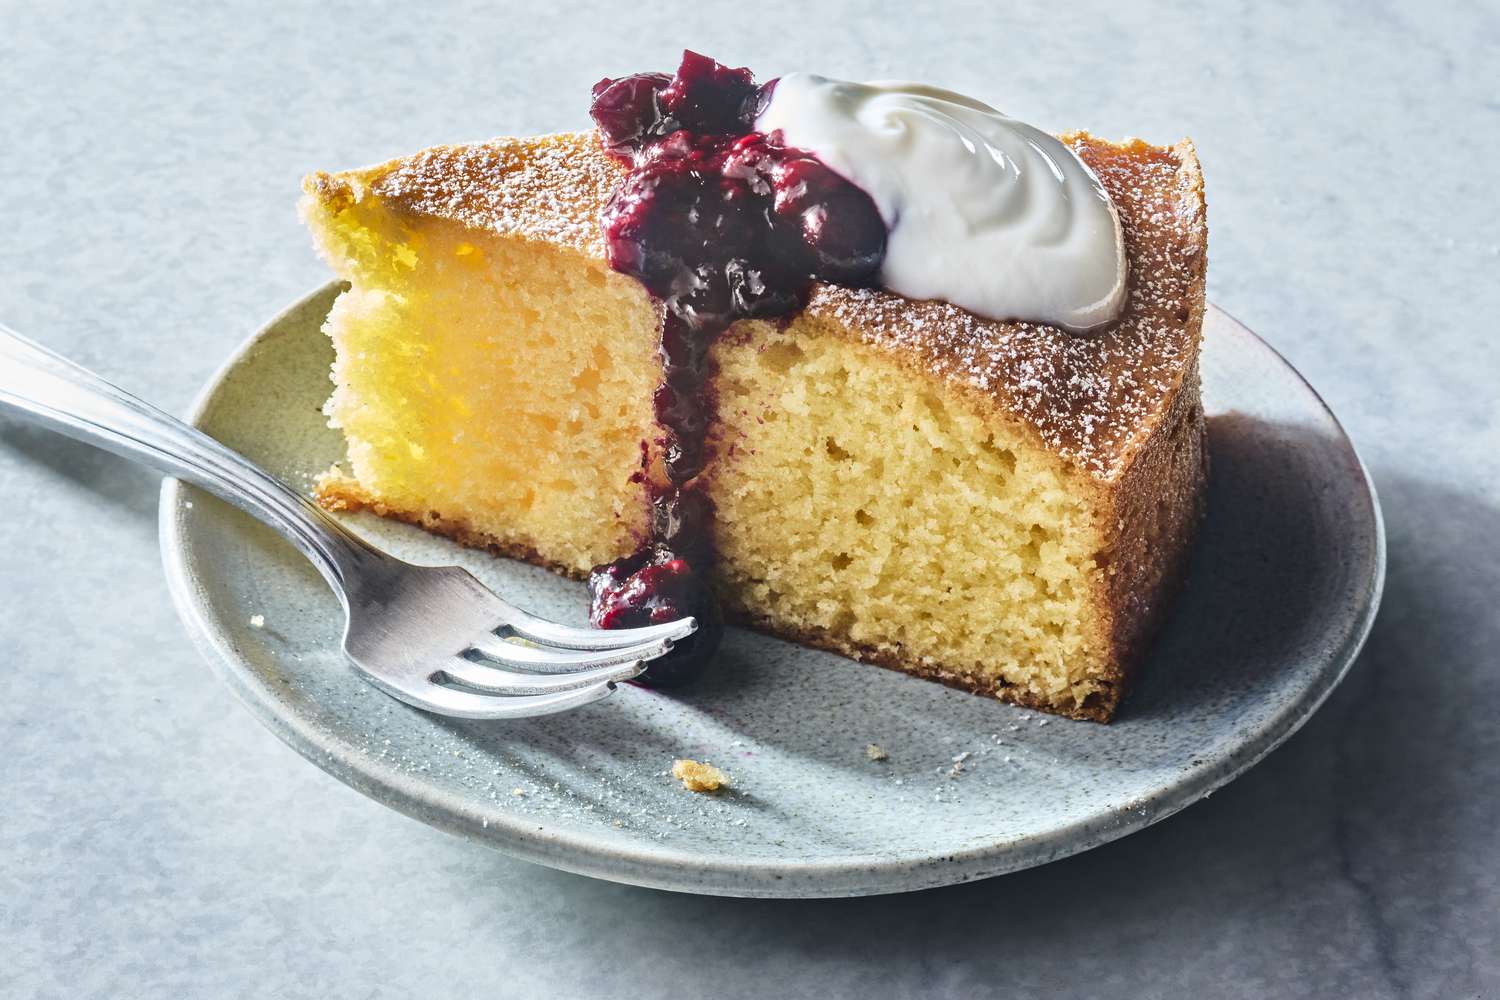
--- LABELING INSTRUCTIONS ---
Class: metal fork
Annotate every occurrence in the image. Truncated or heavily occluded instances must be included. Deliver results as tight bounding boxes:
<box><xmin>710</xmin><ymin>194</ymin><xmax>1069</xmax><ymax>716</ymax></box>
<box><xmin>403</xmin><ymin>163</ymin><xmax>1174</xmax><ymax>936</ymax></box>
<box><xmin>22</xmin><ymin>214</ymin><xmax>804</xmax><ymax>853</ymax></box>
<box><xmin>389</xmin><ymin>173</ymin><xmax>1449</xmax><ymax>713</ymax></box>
<box><xmin>0</xmin><ymin>324</ymin><xmax>695</xmax><ymax>718</ymax></box>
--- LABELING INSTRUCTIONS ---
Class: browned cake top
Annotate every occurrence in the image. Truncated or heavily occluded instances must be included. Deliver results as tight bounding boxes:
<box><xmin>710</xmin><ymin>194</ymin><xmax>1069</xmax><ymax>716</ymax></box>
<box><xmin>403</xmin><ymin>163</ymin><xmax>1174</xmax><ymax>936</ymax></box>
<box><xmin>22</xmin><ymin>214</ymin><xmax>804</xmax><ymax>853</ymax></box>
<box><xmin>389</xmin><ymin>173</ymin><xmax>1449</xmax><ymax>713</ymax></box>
<box><xmin>305</xmin><ymin>130</ymin><xmax>1206</xmax><ymax>480</ymax></box>
<box><xmin>305</xmin><ymin>132</ymin><xmax>621</xmax><ymax>257</ymax></box>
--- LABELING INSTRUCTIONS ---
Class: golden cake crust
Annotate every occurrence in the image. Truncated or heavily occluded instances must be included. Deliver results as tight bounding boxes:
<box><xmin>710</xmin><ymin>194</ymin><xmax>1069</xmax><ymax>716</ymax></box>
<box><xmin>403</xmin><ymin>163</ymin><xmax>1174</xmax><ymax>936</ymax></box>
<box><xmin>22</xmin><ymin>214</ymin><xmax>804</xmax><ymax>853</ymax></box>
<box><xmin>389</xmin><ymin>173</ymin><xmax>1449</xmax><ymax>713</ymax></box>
<box><xmin>303</xmin><ymin>132</ymin><xmax>618</xmax><ymax>259</ymax></box>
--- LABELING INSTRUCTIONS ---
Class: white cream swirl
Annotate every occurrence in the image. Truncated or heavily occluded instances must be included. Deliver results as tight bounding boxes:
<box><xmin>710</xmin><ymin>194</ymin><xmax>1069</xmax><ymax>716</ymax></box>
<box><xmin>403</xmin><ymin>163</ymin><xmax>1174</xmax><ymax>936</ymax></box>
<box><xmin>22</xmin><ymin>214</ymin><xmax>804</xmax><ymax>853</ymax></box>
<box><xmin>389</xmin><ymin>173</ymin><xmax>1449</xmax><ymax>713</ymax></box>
<box><xmin>757</xmin><ymin>74</ymin><xmax>1127</xmax><ymax>332</ymax></box>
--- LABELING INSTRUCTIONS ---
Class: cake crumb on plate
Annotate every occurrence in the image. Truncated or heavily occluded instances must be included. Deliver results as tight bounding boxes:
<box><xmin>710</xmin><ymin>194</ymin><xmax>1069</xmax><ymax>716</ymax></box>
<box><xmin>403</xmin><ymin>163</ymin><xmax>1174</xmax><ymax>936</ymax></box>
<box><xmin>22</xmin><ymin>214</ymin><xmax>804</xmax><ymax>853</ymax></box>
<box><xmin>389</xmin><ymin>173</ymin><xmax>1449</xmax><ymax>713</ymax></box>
<box><xmin>671</xmin><ymin>759</ymin><xmax>728</xmax><ymax>793</ymax></box>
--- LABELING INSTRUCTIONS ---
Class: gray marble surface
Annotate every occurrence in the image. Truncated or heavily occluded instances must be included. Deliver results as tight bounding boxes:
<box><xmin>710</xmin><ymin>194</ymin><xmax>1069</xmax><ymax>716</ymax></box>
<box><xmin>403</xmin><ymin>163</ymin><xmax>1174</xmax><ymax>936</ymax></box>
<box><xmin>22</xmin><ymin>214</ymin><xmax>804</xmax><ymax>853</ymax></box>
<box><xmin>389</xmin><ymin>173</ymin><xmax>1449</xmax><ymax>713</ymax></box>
<box><xmin>1</xmin><ymin>1</ymin><xmax>1494</xmax><ymax>996</ymax></box>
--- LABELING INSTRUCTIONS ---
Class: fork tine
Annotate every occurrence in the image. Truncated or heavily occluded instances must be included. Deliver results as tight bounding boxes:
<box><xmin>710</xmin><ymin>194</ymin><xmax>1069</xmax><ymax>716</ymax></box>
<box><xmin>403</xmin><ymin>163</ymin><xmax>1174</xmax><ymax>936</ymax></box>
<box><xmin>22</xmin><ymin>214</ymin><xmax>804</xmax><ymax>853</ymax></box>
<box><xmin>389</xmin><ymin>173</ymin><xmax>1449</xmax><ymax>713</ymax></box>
<box><xmin>467</xmin><ymin>632</ymin><xmax>672</xmax><ymax>673</ymax></box>
<box><xmin>395</xmin><ymin>679</ymin><xmax>619</xmax><ymax>719</ymax></box>
<box><xmin>498</xmin><ymin>607</ymin><xmax>698</xmax><ymax>651</ymax></box>
<box><xmin>439</xmin><ymin>657</ymin><xmax>645</xmax><ymax>695</ymax></box>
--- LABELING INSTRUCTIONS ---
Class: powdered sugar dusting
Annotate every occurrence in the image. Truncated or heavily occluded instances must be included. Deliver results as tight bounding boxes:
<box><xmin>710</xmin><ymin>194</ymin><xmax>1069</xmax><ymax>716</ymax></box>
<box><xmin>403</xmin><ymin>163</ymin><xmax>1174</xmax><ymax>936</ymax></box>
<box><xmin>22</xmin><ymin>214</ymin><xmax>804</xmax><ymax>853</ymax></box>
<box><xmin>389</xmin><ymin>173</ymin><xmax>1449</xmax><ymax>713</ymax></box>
<box><xmin>316</xmin><ymin>131</ymin><xmax>621</xmax><ymax>258</ymax></box>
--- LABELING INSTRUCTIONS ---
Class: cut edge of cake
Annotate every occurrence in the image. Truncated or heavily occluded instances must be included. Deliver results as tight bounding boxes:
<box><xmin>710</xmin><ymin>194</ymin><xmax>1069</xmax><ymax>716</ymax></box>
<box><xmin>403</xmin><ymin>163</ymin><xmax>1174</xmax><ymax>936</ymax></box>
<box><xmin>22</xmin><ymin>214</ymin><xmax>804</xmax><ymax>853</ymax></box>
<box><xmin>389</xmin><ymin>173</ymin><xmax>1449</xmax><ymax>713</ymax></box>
<box><xmin>300</xmin><ymin>129</ymin><xmax>1208</xmax><ymax>721</ymax></box>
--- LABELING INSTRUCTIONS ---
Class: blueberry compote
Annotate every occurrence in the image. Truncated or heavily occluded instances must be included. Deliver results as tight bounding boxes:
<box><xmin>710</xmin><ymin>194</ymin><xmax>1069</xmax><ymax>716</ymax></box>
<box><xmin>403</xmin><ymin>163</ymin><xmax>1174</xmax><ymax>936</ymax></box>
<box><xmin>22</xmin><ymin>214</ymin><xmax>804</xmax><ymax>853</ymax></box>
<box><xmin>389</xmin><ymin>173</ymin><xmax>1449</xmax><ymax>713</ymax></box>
<box><xmin>586</xmin><ymin>51</ymin><xmax>886</xmax><ymax>686</ymax></box>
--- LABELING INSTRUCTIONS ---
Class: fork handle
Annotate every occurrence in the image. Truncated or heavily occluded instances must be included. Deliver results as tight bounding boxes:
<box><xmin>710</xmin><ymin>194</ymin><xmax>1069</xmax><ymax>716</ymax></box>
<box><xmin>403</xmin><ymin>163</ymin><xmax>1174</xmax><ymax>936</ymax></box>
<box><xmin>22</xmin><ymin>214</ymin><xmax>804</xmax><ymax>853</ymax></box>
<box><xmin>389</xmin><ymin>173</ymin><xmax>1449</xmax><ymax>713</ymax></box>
<box><xmin>0</xmin><ymin>322</ymin><xmax>381</xmax><ymax>597</ymax></box>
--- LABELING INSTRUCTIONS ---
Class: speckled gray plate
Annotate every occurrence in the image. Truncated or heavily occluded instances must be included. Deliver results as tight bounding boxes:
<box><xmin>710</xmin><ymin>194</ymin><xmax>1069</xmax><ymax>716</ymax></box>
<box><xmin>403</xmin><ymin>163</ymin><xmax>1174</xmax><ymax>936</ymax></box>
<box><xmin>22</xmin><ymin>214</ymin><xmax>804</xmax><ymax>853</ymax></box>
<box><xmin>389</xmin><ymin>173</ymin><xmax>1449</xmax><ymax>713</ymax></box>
<box><xmin>159</xmin><ymin>284</ymin><xmax>1383</xmax><ymax>898</ymax></box>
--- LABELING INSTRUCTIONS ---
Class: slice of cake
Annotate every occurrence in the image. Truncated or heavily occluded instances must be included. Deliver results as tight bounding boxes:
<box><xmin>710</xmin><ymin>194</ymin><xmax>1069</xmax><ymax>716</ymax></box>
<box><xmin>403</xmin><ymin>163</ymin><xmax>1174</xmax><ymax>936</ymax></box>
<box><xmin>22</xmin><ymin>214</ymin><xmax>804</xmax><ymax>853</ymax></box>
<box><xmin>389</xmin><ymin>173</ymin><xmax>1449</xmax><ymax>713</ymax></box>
<box><xmin>301</xmin><ymin>58</ymin><xmax>1207</xmax><ymax>721</ymax></box>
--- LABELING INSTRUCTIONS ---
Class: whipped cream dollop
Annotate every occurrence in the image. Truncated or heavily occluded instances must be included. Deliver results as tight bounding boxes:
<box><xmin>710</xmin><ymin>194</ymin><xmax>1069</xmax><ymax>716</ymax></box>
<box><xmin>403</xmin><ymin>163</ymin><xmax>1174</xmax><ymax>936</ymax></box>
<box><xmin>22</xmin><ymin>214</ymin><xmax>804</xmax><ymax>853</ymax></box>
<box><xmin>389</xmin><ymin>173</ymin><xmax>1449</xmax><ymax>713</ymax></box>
<box><xmin>757</xmin><ymin>74</ymin><xmax>1127</xmax><ymax>331</ymax></box>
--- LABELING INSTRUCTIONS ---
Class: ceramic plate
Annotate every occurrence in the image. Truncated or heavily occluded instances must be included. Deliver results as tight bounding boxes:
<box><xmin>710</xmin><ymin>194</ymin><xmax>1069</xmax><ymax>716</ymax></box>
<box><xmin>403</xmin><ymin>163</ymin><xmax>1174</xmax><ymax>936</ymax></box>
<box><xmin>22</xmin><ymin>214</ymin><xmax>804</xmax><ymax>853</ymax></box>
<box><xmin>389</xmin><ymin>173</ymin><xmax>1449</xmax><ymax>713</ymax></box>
<box><xmin>159</xmin><ymin>285</ymin><xmax>1384</xmax><ymax>898</ymax></box>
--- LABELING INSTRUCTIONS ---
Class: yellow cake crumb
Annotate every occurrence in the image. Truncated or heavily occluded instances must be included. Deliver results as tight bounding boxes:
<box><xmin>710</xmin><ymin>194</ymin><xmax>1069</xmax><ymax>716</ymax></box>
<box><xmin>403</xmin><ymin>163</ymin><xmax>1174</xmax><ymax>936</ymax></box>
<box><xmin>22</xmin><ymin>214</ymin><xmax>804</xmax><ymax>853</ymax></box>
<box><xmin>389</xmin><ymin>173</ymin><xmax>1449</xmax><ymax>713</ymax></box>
<box><xmin>865</xmin><ymin>743</ymin><xmax>889</xmax><ymax>761</ymax></box>
<box><xmin>671</xmin><ymin>759</ymin><xmax>728</xmax><ymax>793</ymax></box>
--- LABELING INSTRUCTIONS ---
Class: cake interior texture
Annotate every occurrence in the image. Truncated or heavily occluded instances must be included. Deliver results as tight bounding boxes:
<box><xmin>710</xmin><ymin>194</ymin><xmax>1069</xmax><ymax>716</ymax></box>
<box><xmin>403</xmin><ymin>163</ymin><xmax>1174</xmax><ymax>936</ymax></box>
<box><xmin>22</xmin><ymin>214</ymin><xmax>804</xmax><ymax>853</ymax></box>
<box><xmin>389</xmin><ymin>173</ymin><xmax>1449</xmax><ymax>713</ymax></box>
<box><xmin>303</xmin><ymin>130</ymin><xmax>1207</xmax><ymax>720</ymax></box>
<box><xmin>310</xmin><ymin>197</ymin><xmax>656</xmax><ymax>573</ymax></box>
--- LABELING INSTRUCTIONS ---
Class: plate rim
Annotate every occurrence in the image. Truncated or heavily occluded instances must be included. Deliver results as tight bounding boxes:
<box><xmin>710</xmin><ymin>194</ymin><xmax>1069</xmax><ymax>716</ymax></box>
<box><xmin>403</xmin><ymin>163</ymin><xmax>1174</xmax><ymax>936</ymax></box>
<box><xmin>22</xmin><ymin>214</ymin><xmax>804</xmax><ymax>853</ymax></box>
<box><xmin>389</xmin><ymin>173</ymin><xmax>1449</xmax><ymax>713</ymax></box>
<box><xmin>158</xmin><ymin>283</ymin><xmax>1386</xmax><ymax>897</ymax></box>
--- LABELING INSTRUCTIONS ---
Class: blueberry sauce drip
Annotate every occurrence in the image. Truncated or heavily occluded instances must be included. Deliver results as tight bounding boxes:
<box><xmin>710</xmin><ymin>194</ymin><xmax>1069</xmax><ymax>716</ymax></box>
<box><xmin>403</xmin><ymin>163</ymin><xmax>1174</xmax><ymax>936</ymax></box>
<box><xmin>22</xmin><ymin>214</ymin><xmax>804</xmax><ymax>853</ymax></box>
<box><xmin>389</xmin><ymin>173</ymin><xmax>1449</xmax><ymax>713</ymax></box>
<box><xmin>587</xmin><ymin>51</ymin><xmax>887</xmax><ymax>686</ymax></box>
